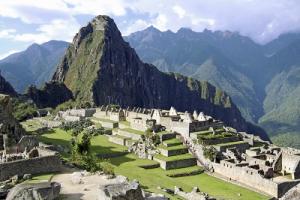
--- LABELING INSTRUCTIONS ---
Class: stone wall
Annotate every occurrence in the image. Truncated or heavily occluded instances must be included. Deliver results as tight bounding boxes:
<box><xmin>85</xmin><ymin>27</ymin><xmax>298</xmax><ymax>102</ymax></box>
<box><xmin>0</xmin><ymin>155</ymin><xmax>62</xmax><ymax>181</ymax></box>
<box><xmin>214</xmin><ymin>141</ymin><xmax>250</xmax><ymax>153</ymax></box>
<box><xmin>159</xmin><ymin>148</ymin><xmax>188</xmax><ymax>157</ymax></box>
<box><xmin>213</xmin><ymin>161</ymin><xmax>300</xmax><ymax>198</ymax></box>
<box><xmin>154</xmin><ymin>157</ymin><xmax>197</xmax><ymax>170</ymax></box>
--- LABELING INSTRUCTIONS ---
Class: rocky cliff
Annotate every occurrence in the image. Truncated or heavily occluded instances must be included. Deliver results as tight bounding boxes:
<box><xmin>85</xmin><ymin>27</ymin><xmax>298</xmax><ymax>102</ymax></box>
<box><xmin>50</xmin><ymin>15</ymin><xmax>268</xmax><ymax>139</ymax></box>
<box><xmin>0</xmin><ymin>94</ymin><xmax>25</xmax><ymax>147</ymax></box>
<box><xmin>0</xmin><ymin>73</ymin><xmax>17</xmax><ymax>96</ymax></box>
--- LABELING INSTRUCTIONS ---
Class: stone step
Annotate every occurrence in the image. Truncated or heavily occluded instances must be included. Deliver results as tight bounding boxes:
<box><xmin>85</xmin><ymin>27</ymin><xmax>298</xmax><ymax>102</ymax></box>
<box><xmin>108</xmin><ymin>134</ymin><xmax>129</xmax><ymax>146</ymax></box>
<box><xmin>117</xmin><ymin>128</ymin><xmax>144</xmax><ymax>140</ymax></box>
<box><xmin>153</xmin><ymin>153</ymin><xmax>197</xmax><ymax>170</ymax></box>
<box><xmin>162</xmin><ymin>138</ymin><xmax>183</xmax><ymax>147</ymax></box>
<box><xmin>159</xmin><ymin>132</ymin><xmax>177</xmax><ymax>141</ymax></box>
<box><xmin>158</xmin><ymin>145</ymin><xmax>188</xmax><ymax>157</ymax></box>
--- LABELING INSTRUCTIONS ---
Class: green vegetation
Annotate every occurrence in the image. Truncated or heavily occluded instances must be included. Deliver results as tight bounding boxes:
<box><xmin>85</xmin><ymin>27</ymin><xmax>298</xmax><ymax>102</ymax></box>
<box><xmin>121</xmin><ymin>128</ymin><xmax>145</xmax><ymax>135</ymax></box>
<box><xmin>21</xmin><ymin>119</ymin><xmax>43</xmax><ymax>132</ymax></box>
<box><xmin>163</xmin><ymin>138</ymin><xmax>182</xmax><ymax>146</ymax></box>
<box><xmin>38</xmin><ymin>128</ymin><xmax>269</xmax><ymax>200</ymax></box>
<box><xmin>12</xmin><ymin>98</ymin><xmax>37</xmax><ymax>121</ymax></box>
<box><xmin>158</xmin><ymin>144</ymin><xmax>187</xmax><ymax>151</ymax></box>
<box><xmin>215</xmin><ymin>141</ymin><xmax>248</xmax><ymax>147</ymax></box>
<box><xmin>166</xmin><ymin>166</ymin><xmax>204</xmax><ymax>177</ymax></box>
<box><xmin>25</xmin><ymin>173</ymin><xmax>54</xmax><ymax>183</ymax></box>
<box><xmin>154</xmin><ymin>153</ymin><xmax>194</xmax><ymax>162</ymax></box>
<box><xmin>203</xmin><ymin>146</ymin><xmax>218</xmax><ymax>161</ymax></box>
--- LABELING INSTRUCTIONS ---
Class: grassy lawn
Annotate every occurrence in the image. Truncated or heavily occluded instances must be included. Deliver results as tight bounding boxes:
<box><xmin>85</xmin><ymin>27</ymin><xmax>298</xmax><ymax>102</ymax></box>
<box><xmin>215</xmin><ymin>141</ymin><xmax>248</xmax><ymax>147</ymax></box>
<box><xmin>163</xmin><ymin>138</ymin><xmax>182</xmax><ymax>146</ymax></box>
<box><xmin>25</xmin><ymin>173</ymin><xmax>54</xmax><ymax>183</ymax></box>
<box><xmin>111</xmin><ymin>154</ymin><xmax>269</xmax><ymax>200</ymax></box>
<box><xmin>119</xmin><ymin>120</ymin><xmax>130</xmax><ymax>126</ymax></box>
<box><xmin>21</xmin><ymin>119</ymin><xmax>43</xmax><ymax>132</ymax></box>
<box><xmin>38</xmin><ymin>128</ymin><xmax>269</xmax><ymax>200</ymax></box>
<box><xmin>158</xmin><ymin>144</ymin><xmax>187</xmax><ymax>150</ymax></box>
<box><xmin>154</xmin><ymin>153</ymin><xmax>194</xmax><ymax>162</ymax></box>
<box><xmin>39</xmin><ymin>128</ymin><xmax>127</xmax><ymax>158</ymax></box>
<box><xmin>121</xmin><ymin>128</ymin><xmax>145</xmax><ymax>135</ymax></box>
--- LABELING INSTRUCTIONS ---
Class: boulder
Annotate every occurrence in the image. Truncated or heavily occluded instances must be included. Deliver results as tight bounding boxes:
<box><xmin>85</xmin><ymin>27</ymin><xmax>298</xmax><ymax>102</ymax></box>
<box><xmin>6</xmin><ymin>182</ymin><xmax>61</xmax><ymax>200</ymax></box>
<box><xmin>98</xmin><ymin>179</ymin><xmax>144</xmax><ymax>200</ymax></box>
<box><xmin>71</xmin><ymin>172</ymin><xmax>83</xmax><ymax>184</ymax></box>
<box><xmin>23</xmin><ymin>174</ymin><xmax>32</xmax><ymax>180</ymax></box>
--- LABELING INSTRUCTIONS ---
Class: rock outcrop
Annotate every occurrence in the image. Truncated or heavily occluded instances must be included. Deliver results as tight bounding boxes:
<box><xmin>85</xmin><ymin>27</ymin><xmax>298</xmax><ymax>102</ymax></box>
<box><xmin>0</xmin><ymin>72</ymin><xmax>17</xmax><ymax>96</ymax></box>
<box><xmin>6</xmin><ymin>182</ymin><xmax>61</xmax><ymax>200</ymax></box>
<box><xmin>0</xmin><ymin>94</ymin><xmax>25</xmax><ymax>148</ymax></box>
<box><xmin>99</xmin><ymin>179</ymin><xmax>144</xmax><ymax>200</ymax></box>
<box><xmin>26</xmin><ymin>81</ymin><xmax>73</xmax><ymax>108</ymax></box>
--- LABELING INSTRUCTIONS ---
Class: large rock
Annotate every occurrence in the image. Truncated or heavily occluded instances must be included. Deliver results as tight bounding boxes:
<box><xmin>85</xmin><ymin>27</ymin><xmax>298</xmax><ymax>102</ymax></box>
<box><xmin>0</xmin><ymin>94</ymin><xmax>25</xmax><ymax>148</ymax></box>
<box><xmin>6</xmin><ymin>182</ymin><xmax>61</xmax><ymax>200</ymax></box>
<box><xmin>0</xmin><ymin>73</ymin><xmax>17</xmax><ymax>96</ymax></box>
<box><xmin>98</xmin><ymin>179</ymin><xmax>144</xmax><ymax>200</ymax></box>
<box><xmin>280</xmin><ymin>184</ymin><xmax>300</xmax><ymax>200</ymax></box>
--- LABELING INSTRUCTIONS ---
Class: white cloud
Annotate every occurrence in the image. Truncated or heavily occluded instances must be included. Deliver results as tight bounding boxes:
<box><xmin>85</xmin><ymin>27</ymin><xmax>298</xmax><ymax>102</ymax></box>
<box><xmin>0</xmin><ymin>29</ymin><xmax>16</xmax><ymax>38</ymax></box>
<box><xmin>0</xmin><ymin>49</ymin><xmax>21</xmax><ymax>59</ymax></box>
<box><xmin>13</xmin><ymin>19</ymin><xmax>80</xmax><ymax>43</ymax></box>
<box><xmin>172</xmin><ymin>5</ymin><xmax>186</xmax><ymax>19</ymax></box>
<box><xmin>123</xmin><ymin>19</ymin><xmax>149</xmax><ymax>36</ymax></box>
<box><xmin>0</xmin><ymin>0</ymin><xmax>300</xmax><ymax>44</ymax></box>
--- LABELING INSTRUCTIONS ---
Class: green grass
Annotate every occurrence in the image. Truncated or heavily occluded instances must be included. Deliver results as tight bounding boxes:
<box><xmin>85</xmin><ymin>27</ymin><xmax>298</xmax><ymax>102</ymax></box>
<box><xmin>111</xmin><ymin>154</ymin><xmax>269</xmax><ymax>200</ymax></box>
<box><xmin>38</xmin><ymin>128</ymin><xmax>269</xmax><ymax>200</ymax></box>
<box><xmin>163</xmin><ymin>138</ymin><xmax>182</xmax><ymax>146</ymax></box>
<box><xmin>215</xmin><ymin>141</ymin><xmax>248</xmax><ymax>147</ymax></box>
<box><xmin>38</xmin><ymin>128</ymin><xmax>127</xmax><ymax>158</ymax></box>
<box><xmin>120</xmin><ymin>128</ymin><xmax>145</xmax><ymax>135</ymax></box>
<box><xmin>158</xmin><ymin>144</ymin><xmax>187</xmax><ymax>151</ymax></box>
<box><xmin>154</xmin><ymin>153</ymin><xmax>194</xmax><ymax>162</ymax></box>
<box><xmin>25</xmin><ymin>173</ymin><xmax>54</xmax><ymax>183</ymax></box>
<box><xmin>21</xmin><ymin>119</ymin><xmax>43</xmax><ymax>132</ymax></box>
<box><xmin>91</xmin><ymin>117</ymin><xmax>116</xmax><ymax>123</ymax></box>
<box><xmin>119</xmin><ymin>120</ymin><xmax>130</xmax><ymax>126</ymax></box>
<box><xmin>165</xmin><ymin>166</ymin><xmax>203</xmax><ymax>176</ymax></box>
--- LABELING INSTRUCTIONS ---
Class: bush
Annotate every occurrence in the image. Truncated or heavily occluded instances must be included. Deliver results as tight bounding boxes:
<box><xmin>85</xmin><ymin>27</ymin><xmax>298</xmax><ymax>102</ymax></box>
<box><xmin>12</xmin><ymin>98</ymin><xmax>37</xmax><ymax>121</ymax></box>
<box><xmin>101</xmin><ymin>162</ymin><xmax>115</xmax><ymax>176</ymax></box>
<box><xmin>203</xmin><ymin>146</ymin><xmax>217</xmax><ymax>161</ymax></box>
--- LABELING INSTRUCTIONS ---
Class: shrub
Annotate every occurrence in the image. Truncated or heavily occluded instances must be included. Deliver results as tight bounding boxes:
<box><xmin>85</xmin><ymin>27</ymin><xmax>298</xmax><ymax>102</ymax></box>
<box><xmin>12</xmin><ymin>98</ymin><xmax>37</xmax><ymax>121</ymax></box>
<box><xmin>203</xmin><ymin>146</ymin><xmax>217</xmax><ymax>161</ymax></box>
<box><xmin>101</xmin><ymin>162</ymin><xmax>115</xmax><ymax>176</ymax></box>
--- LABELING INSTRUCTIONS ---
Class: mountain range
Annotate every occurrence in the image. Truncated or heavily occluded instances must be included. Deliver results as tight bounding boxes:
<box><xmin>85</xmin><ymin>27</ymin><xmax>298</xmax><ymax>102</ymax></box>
<box><xmin>124</xmin><ymin>27</ymin><xmax>300</xmax><ymax>148</ymax></box>
<box><xmin>0</xmin><ymin>40</ymin><xmax>68</xmax><ymax>93</ymax></box>
<box><xmin>0</xmin><ymin>18</ymin><xmax>299</xmax><ymax>146</ymax></box>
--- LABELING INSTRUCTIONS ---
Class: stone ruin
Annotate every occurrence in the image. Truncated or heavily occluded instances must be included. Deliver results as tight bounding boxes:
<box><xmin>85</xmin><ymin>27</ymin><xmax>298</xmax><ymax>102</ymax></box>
<box><xmin>174</xmin><ymin>186</ymin><xmax>215</xmax><ymax>200</ymax></box>
<box><xmin>6</xmin><ymin>182</ymin><xmax>61</xmax><ymax>200</ymax></box>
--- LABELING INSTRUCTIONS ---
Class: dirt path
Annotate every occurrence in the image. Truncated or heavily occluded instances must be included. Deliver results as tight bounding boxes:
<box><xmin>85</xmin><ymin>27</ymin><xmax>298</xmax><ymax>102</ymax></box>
<box><xmin>52</xmin><ymin>169</ymin><xmax>124</xmax><ymax>200</ymax></box>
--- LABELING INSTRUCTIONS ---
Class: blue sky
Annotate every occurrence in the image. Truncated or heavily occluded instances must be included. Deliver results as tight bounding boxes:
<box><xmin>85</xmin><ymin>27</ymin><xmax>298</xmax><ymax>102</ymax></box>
<box><xmin>0</xmin><ymin>0</ymin><xmax>300</xmax><ymax>59</ymax></box>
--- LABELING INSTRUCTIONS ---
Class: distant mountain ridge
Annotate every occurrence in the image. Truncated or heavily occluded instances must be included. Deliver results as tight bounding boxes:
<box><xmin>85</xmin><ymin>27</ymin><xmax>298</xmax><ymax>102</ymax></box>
<box><xmin>125</xmin><ymin>27</ymin><xmax>300</xmax><ymax>148</ymax></box>
<box><xmin>0</xmin><ymin>40</ymin><xmax>69</xmax><ymax>93</ymax></box>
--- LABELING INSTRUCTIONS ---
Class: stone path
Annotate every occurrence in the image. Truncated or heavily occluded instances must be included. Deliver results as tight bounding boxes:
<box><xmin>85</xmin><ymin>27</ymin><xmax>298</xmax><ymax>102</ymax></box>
<box><xmin>52</xmin><ymin>169</ymin><xmax>125</xmax><ymax>200</ymax></box>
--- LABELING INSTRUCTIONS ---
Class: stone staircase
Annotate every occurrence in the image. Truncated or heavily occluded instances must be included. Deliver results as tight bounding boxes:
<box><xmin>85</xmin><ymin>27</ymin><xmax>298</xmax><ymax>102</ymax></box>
<box><xmin>154</xmin><ymin>133</ymin><xmax>198</xmax><ymax>170</ymax></box>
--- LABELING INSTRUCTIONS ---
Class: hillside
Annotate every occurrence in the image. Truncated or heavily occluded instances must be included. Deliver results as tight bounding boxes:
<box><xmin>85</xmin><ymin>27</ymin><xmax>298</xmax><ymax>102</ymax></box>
<box><xmin>125</xmin><ymin>27</ymin><xmax>264</xmax><ymax>123</ymax></box>
<box><xmin>0</xmin><ymin>72</ymin><xmax>17</xmax><ymax>96</ymax></box>
<box><xmin>126</xmin><ymin>27</ymin><xmax>300</xmax><ymax>148</ymax></box>
<box><xmin>0</xmin><ymin>40</ymin><xmax>68</xmax><ymax>93</ymax></box>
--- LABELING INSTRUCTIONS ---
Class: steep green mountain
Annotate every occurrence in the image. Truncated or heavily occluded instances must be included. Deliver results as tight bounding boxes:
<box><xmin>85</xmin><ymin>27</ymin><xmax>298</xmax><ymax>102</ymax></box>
<box><xmin>47</xmin><ymin>15</ymin><xmax>267</xmax><ymax>139</ymax></box>
<box><xmin>126</xmin><ymin>28</ymin><xmax>300</xmax><ymax>147</ymax></box>
<box><xmin>0</xmin><ymin>72</ymin><xmax>17</xmax><ymax>96</ymax></box>
<box><xmin>259</xmin><ymin>40</ymin><xmax>300</xmax><ymax>148</ymax></box>
<box><xmin>0</xmin><ymin>40</ymin><xmax>68</xmax><ymax>93</ymax></box>
<box><xmin>125</xmin><ymin>27</ymin><xmax>264</xmax><ymax>122</ymax></box>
